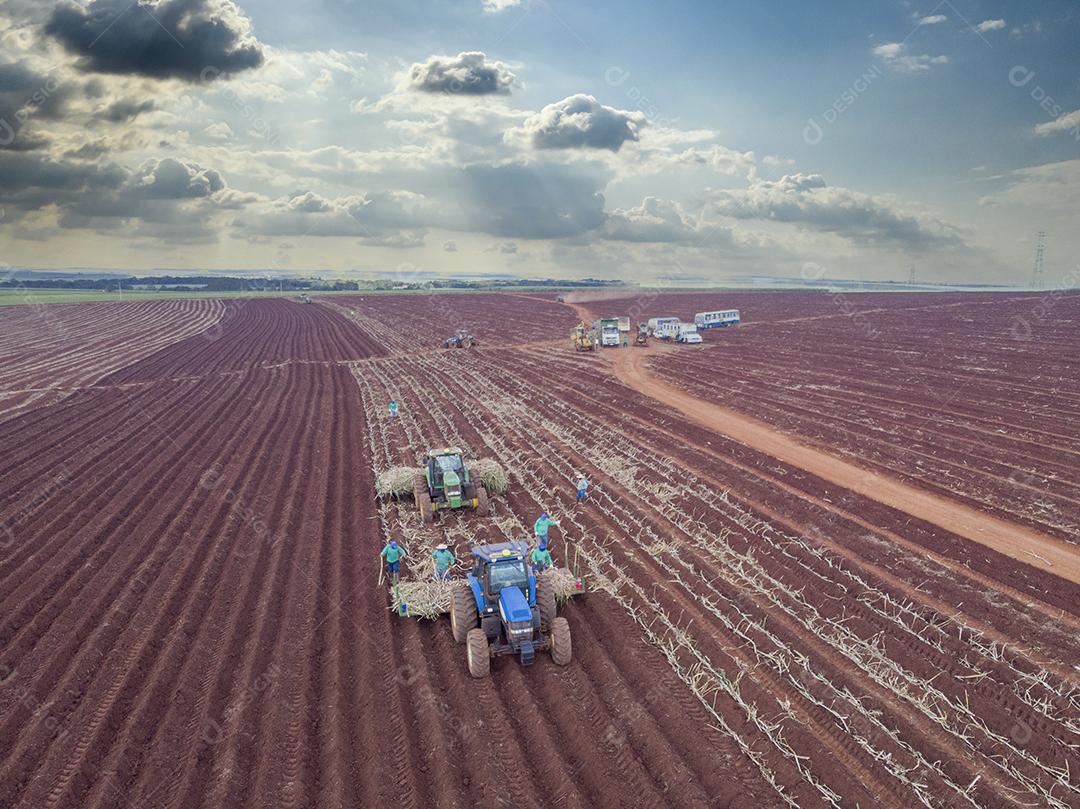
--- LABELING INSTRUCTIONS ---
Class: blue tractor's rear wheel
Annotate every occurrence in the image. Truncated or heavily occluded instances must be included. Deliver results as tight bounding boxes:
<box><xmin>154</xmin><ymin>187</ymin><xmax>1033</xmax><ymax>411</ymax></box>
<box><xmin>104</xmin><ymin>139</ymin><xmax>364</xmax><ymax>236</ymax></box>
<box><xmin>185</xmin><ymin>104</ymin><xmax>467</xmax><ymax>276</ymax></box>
<box><xmin>450</xmin><ymin>582</ymin><xmax>477</xmax><ymax>644</ymax></box>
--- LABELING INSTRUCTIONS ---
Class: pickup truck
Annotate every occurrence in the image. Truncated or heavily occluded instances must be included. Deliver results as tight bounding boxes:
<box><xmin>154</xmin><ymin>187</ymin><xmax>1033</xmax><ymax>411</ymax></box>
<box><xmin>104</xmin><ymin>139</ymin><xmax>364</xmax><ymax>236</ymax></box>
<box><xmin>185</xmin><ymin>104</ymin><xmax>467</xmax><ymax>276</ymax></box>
<box><xmin>676</xmin><ymin>324</ymin><xmax>703</xmax><ymax>344</ymax></box>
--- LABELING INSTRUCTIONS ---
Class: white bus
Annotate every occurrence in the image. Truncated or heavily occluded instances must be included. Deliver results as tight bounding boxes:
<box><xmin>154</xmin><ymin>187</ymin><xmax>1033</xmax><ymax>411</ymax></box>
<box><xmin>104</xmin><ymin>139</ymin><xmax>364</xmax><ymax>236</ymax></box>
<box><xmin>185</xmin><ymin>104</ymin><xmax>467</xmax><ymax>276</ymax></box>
<box><xmin>651</xmin><ymin>320</ymin><xmax>682</xmax><ymax>340</ymax></box>
<box><xmin>647</xmin><ymin>316</ymin><xmax>679</xmax><ymax>332</ymax></box>
<box><xmin>694</xmin><ymin>310</ymin><xmax>741</xmax><ymax>329</ymax></box>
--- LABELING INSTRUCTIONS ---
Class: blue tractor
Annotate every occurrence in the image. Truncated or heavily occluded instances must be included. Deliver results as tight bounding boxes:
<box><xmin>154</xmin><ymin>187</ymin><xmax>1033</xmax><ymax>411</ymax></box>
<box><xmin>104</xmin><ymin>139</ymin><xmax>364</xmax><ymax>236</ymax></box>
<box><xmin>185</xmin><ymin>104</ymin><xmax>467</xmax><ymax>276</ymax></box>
<box><xmin>449</xmin><ymin>540</ymin><xmax>572</xmax><ymax>677</ymax></box>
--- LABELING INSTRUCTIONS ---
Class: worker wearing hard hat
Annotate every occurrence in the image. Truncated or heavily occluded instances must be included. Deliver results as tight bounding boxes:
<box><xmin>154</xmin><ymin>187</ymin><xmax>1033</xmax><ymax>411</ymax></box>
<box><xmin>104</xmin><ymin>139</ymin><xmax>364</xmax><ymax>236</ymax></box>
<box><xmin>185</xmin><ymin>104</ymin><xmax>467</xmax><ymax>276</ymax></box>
<box><xmin>575</xmin><ymin>475</ymin><xmax>588</xmax><ymax>503</ymax></box>
<box><xmin>432</xmin><ymin>543</ymin><xmax>455</xmax><ymax>580</ymax></box>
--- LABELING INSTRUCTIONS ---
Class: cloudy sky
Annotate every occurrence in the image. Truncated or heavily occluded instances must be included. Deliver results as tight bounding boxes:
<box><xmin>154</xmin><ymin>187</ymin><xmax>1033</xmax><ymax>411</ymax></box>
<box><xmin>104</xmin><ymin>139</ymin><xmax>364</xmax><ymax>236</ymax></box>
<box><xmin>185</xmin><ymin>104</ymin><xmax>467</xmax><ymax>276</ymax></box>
<box><xmin>1</xmin><ymin>0</ymin><xmax>1078</xmax><ymax>284</ymax></box>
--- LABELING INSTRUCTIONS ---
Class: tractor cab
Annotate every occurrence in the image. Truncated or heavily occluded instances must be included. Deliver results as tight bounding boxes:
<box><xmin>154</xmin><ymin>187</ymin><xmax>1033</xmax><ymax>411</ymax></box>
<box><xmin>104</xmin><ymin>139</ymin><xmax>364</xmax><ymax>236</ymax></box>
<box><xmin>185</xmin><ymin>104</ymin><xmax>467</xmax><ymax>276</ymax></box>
<box><xmin>413</xmin><ymin>447</ymin><xmax>490</xmax><ymax>523</ymax></box>
<box><xmin>468</xmin><ymin>542</ymin><xmax>536</xmax><ymax>612</ymax></box>
<box><xmin>458</xmin><ymin>542</ymin><xmax>545</xmax><ymax>667</ymax></box>
<box><xmin>424</xmin><ymin>448</ymin><xmax>471</xmax><ymax>508</ymax></box>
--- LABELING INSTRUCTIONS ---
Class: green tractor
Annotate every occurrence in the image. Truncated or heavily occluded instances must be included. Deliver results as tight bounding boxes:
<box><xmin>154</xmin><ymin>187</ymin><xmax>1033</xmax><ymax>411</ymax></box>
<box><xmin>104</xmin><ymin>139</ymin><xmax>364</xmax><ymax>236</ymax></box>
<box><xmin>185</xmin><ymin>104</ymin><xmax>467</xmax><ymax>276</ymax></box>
<box><xmin>414</xmin><ymin>447</ymin><xmax>490</xmax><ymax>524</ymax></box>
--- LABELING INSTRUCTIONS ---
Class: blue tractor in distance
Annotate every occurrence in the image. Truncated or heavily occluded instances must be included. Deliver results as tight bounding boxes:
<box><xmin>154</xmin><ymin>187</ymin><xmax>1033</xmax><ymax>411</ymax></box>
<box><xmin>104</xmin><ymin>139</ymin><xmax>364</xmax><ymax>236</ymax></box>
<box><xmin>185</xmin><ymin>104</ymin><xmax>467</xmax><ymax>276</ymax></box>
<box><xmin>449</xmin><ymin>541</ymin><xmax>572</xmax><ymax>677</ymax></box>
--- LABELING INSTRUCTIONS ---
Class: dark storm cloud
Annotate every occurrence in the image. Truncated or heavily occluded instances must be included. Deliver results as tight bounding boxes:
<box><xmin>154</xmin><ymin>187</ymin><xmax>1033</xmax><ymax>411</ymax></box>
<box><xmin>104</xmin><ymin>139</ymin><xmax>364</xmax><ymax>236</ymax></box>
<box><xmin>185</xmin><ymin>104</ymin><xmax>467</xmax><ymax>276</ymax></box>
<box><xmin>99</xmin><ymin>99</ymin><xmax>156</xmax><ymax>122</ymax></box>
<box><xmin>0</xmin><ymin>149</ymin><xmax>126</xmax><ymax>217</ymax></box>
<box><xmin>0</xmin><ymin>61</ymin><xmax>74</xmax><ymax>150</ymax></box>
<box><xmin>127</xmin><ymin>157</ymin><xmax>226</xmax><ymax>199</ymax></box>
<box><xmin>54</xmin><ymin>157</ymin><xmax>247</xmax><ymax>242</ymax></box>
<box><xmin>406</xmin><ymin>52</ymin><xmax>516</xmax><ymax>95</ymax></box>
<box><xmin>45</xmin><ymin>0</ymin><xmax>264</xmax><ymax>82</ymax></box>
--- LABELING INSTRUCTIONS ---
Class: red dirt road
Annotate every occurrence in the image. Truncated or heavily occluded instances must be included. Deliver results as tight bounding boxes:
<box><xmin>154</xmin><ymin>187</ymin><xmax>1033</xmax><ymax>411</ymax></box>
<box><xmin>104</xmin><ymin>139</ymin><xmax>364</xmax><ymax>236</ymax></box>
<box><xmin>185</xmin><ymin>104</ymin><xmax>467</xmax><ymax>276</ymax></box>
<box><xmin>612</xmin><ymin>345</ymin><xmax>1080</xmax><ymax>585</ymax></box>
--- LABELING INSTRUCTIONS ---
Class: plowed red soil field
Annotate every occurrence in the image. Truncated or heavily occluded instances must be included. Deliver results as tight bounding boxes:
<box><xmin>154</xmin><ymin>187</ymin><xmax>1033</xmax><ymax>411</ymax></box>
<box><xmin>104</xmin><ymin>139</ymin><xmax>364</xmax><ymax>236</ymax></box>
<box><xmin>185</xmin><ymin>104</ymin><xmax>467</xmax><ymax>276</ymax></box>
<box><xmin>2</xmin><ymin>291</ymin><xmax>1079</xmax><ymax>809</ymax></box>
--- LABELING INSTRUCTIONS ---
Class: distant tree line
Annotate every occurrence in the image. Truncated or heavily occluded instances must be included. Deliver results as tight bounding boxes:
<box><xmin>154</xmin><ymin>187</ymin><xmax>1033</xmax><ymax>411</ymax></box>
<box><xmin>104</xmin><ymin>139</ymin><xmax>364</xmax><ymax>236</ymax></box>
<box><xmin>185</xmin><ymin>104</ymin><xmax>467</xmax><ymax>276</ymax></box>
<box><xmin>1</xmin><ymin>275</ymin><xmax>622</xmax><ymax>292</ymax></box>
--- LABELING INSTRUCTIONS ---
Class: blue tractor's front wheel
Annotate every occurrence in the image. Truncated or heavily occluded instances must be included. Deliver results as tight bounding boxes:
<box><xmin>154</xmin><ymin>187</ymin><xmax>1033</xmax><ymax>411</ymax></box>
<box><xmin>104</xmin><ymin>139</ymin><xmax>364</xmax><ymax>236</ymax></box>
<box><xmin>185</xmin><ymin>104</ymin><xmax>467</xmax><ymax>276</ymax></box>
<box><xmin>550</xmin><ymin>617</ymin><xmax>572</xmax><ymax>666</ymax></box>
<box><xmin>466</xmin><ymin>629</ymin><xmax>490</xmax><ymax>677</ymax></box>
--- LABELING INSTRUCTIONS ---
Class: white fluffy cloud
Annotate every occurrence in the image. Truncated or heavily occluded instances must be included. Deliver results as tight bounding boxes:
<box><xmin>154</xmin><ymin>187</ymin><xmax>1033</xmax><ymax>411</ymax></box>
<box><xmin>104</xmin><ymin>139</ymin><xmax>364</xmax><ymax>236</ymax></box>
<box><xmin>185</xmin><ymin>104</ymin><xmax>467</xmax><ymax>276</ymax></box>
<box><xmin>706</xmin><ymin>173</ymin><xmax>962</xmax><ymax>248</ymax></box>
<box><xmin>237</xmin><ymin>189</ymin><xmax>436</xmax><ymax>238</ymax></box>
<box><xmin>405</xmin><ymin>52</ymin><xmax>516</xmax><ymax>96</ymax></box>
<box><xmin>481</xmin><ymin>0</ymin><xmax>524</xmax><ymax>12</ymax></box>
<box><xmin>508</xmin><ymin>94</ymin><xmax>646</xmax><ymax>151</ymax></box>
<box><xmin>977</xmin><ymin>160</ymin><xmax>1080</xmax><ymax>209</ymax></box>
<box><xmin>602</xmin><ymin>197</ymin><xmax>729</xmax><ymax>244</ymax></box>
<box><xmin>1034</xmin><ymin>109</ymin><xmax>1080</xmax><ymax>138</ymax></box>
<box><xmin>975</xmin><ymin>19</ymin><xmax>1006</xmax><ymax>33</ymax></box>
<box><xmin>874</xmin><ymin>42</ymin><xmax>948</xmax><ymax>73</ymax></box>
<box><xmin>671</xmin><ymin>144</ymin><xmax>757</xmax><ymax>177</ymax></box>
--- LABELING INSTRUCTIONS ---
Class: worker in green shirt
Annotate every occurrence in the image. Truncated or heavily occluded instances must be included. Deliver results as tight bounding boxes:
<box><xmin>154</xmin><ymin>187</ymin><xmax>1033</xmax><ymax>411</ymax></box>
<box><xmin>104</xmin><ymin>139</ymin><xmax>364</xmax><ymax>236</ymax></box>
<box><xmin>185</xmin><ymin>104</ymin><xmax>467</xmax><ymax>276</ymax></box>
<box><xmin>432</xmin><ymin>543</ymin><xmax>455</xmax><ymax>580</ymax></box>
<box><xmin>533</xmin><ymin>512</ymin><xmax>559</xmax><ymax>546</ymax></box>
<box><xmin>531</xmin><ymin>539</ymin><xmax>553</xmax><ymax>574</ymax></box>
<box><xmin>380</xmin><ymin>537</ymin><xmax>407</xmax><ymax>582</ymax></box>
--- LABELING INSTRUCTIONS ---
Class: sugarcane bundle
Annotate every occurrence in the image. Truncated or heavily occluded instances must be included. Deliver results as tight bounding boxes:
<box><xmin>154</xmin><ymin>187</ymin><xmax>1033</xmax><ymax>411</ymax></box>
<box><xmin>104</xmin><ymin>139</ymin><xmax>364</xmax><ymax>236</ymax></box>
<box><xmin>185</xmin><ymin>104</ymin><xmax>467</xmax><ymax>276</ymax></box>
<box><xmin>549</xmin><ymin>567</ymin><xmax>584</xmax><ymax>600</ymax></box>
<box><xmin>472</xmin><ymin>458</ymin><xmax>509</xmax><ymax>495</ymax></box>
<box><xmin>392</xmin><ymin>579</ymin><xmax>454</xmax><ymax>619</ymax></box>
<box><xmin>375</xmin><ymin>466</ymin><xmax>417</xmax><ymax>498</ymax></box>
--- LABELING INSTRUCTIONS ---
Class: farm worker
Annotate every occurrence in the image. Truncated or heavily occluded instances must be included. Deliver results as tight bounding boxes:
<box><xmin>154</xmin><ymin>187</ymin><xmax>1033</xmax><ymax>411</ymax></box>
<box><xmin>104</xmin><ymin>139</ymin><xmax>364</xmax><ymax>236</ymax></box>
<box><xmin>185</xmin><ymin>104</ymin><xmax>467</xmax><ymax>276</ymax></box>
<box><xmin>432</xmin><ymin>544</ymin><xmax>454</xmax><ymax>580</ymax></box>
<box><xmin>534</xmin><ymin>512</ymin><xmax>559</xmax><ymax>545</ymax></box>
<box><xmin>575</xmin><ymin>475</ymin><xmax>588</xmax><ymax>503</ymax></box>
<box><xmin>380</xmin><ymin>538</ymin><xmax>407</xmax><ymax>582</ymax></box>
<box><xmin>623</xmin><ymin>335</ymin><xmax>628</xmax><ymax>348</ymax></box>
<box><xmin>388</xmin><ymin>399</ymin><xmax>398</xmax><ymax>418</ymax></box>
<box><xmin>531</xmin><ymin>539</ymin><xmax>554</xmax><ymax>574</ymax></box>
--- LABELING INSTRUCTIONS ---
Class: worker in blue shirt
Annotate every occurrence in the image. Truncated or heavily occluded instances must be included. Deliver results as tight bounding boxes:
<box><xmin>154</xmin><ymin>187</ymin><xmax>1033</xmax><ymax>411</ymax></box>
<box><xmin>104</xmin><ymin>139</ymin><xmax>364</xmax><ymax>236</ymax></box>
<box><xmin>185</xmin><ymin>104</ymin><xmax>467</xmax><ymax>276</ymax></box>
<box><xmin>432</xmin><ymin>543</ymin><xmax>454</xmax><ymax>580</ymax></box>
<box><xmin>380</xmin><ymin>537</ymin><xmax>407</xmax><ymax>582</ymax></box>
<box><xmin>575</xmin><ymin>475</ymin><xmax>588</xmax><ymax>503</ymax></box>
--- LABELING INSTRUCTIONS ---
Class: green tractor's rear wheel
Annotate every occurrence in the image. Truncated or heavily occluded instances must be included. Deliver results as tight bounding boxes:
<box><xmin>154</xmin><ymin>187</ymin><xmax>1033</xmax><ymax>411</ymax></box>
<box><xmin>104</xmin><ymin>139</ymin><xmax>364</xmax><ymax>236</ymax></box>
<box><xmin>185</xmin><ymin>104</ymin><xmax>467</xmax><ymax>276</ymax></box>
<box><xmin>474</xmin><ymin>485</ymin><xmax>490</xmax><ymax>516</ymax></box>
<box><xmin>450</xmin><ymin>583</ymin><xmax>477</xmax><ymax>644</ymax></box>
<box><xmin>466</xmin><ymin>629</ymin><xmax>490</xmax><ymax>677</ymax></box>
<box><xmin>414</xmin><ymin>474</ymin><xmax>434</xmax><ymax>524</ymax></box>
<box><xmin>550</xmin><ymin>617</ymin><xmax>572</xmax><ymax>666</ymax></box>
<box><xmin>536</xmin><ymin>570</ymin><xmax>557</xmax><ymax>634</ymax></box>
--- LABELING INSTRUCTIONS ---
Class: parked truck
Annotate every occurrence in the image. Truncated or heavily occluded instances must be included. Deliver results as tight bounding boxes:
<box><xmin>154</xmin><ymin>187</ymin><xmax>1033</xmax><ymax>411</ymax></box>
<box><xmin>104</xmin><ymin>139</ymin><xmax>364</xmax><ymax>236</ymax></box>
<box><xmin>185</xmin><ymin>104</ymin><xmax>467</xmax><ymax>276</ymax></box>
<box><xmin>694</xmin><ymin>310</ymin><xmax>741</xmax><ymax>329</ymax></box>
<box><xmin>593</xmin><ymin>318</ymin><xmax>621</xmax><ymax>347</ymax></box>
<box><xmin>676</xmin><ymin>323</ymin><xmax>703</xmax><ymax>344</ymax></box>
<box><xmin>647</xmin><ymin>316</ymin><xmax>679</xmax><ymax>333</ymax></box>
<box><xmin>651</xmin><ymin>319</ymin><xmax>681</xmax><ymax>340</ymax></box>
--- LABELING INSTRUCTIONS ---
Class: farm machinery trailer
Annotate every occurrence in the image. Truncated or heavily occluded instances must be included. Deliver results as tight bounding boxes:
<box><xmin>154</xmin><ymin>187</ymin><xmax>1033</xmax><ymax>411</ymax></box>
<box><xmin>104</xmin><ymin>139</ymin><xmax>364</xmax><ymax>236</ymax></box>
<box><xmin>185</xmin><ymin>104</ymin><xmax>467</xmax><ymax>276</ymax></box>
<box><xmin>635</xmin><ymin>322</ymin><xmax>649</xmax><ymax>346</ymax></box>
<box><xmin>443</xmin><ymin>331</ymin><xmax>478</xmax><ymax>348</ymax></box>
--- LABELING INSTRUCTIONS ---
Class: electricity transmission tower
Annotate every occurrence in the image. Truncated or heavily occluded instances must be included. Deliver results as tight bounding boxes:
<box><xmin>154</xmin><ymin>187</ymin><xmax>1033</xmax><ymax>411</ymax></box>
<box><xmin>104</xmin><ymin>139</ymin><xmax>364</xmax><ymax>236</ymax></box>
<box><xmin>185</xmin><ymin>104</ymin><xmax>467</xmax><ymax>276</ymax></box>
<box><xmin>1030</xmin><ymin>231</ymin><xmax>1045</xmax><ymax>290</ymax></box>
